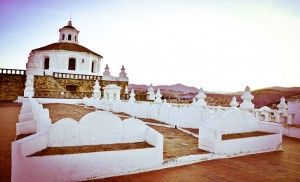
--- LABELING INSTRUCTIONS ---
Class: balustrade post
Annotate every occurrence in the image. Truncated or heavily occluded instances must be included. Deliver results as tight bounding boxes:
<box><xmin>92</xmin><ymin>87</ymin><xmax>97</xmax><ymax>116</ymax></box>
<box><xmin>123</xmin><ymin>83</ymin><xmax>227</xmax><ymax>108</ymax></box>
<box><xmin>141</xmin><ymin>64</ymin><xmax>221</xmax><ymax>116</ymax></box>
<box><xmin>287</xmin><ymin>114</ymin><xmax>293</xmax><ymax>125</ymax></box>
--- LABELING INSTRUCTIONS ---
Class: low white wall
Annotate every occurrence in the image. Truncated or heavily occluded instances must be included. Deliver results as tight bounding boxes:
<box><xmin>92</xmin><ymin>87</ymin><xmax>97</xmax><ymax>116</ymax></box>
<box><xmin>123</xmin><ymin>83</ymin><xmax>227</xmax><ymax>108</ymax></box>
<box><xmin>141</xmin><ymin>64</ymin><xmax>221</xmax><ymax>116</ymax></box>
<box><xmin>12</xmin><ymin>111</ymin><xmax>164</xmax><ymax>181</ymax></box>
<box><xmin>198</xmin><ymin>125</ymin><xmax>221</xmax><ymax>152</ymax></box>
<box><xmin>35</xmin><ymin>98</ymin><xmax>83</xmax><ymax>104</ymax></box>
<box><xmin>202</xmin><ymin>109</ymin><xmax>259</xmax><ymax>135</ymax></box>
<box><xmin>48</xmin><ymin>112</ymin><xmax>151</xmax><ymax>146</ymax></box>
<box><xmin>288</xmin><ymin>102</ymin><xmax>300</xmax><ymax>125</ymax></box>
<box><xmin>198</xmin><ymin>109</ymin><xmax>282</xmax><ymax>155</ymax></box>
<box><xmin>16</xmin><ymin>121</ymin><xmax>36</xmax><ymax>135</ymax></box>
<box><xmin>19</xmin><ymin>112</ymin><xmax>34</xmax><ymax>122</ymax></box>
<box><xmin>13</xmin><ymin>147</ymin><xmax>162</xmax><ymax>181</ymax></box>
<box><xmin>215</xmin><ymin>134</ymin><xmax>282</xmax><ymax>155</ymax></box>
<box><xmin>17</xmin><ymin>98</ymin><xmax>51</xmax><ymax>135</ymax></box>
<box><xmin>108</xmin><ymin>100</ymin><xmax>215</xmax><ymax>129</ymax></box>
<box><xmin>283</xmin><ymin>127</ymin><xmax>300</xmax><ymax>139</ymax></box>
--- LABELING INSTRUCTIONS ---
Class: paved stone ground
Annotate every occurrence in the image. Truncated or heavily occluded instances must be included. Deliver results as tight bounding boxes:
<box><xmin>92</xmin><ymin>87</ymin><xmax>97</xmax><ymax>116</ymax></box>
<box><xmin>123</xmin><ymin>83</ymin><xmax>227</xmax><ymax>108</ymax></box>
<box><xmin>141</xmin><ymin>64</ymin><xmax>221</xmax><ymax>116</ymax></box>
<box><xmin>142</xmin><ymin>124</ymin><xmax>208</xmax><ymax>160</ymax></box>
<box><xmin>91</xmin><ymin>137</ymin><xmax>300</xmax><ymax>182</ymax></box>
<box><xmin>0</xmin><ymin>102</ymin><xmax>21</xmax><ymax>182</ymax></box>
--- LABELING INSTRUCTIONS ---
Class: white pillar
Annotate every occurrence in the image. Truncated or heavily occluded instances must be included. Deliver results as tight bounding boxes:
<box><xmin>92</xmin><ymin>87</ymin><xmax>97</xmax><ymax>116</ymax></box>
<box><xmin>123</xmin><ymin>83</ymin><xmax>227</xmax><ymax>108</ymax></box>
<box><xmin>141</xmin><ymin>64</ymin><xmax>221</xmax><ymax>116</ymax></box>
<box><xmin>24</xmin><ymin>74</ymin><xmax>34</xmax><ymax>98</ymax></box>
<box><xmin>277</xmin><ymin>97</ymin><xmax>287</xmax><ymax>111</ymax></box>
<box><xmin>230</xmin><ymin>96</ymin><xmax>239</xmax><ymax>108</ymax></box>
<box><xmin>240</xmin><ymin>86</ymin><xmax>254</xmax><ymax>111</ymax></box>
<box><xmin>129</xmin><ymin>89</ymin><xmax>136</xmax><ymax>102</ymax></box>
<box><xmin>92</xmin><ymin>80</ymin><xmax>101</xmax><ymax>100</ymax></box>
<box><xmin>154</xmin><ymin>89</ymin><xmax>162</xmax><ymax>103</ymax></box>
<box><xmin>195</xmin><ymin>87</ymin><xmax>207</xmax><ymax>106</ymax></box>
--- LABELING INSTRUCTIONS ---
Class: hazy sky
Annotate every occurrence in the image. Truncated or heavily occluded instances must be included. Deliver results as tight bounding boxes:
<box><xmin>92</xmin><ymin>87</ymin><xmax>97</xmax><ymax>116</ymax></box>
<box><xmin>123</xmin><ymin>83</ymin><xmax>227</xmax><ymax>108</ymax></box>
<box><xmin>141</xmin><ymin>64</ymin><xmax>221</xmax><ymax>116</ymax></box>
<box><xmin>0</xmin><ymin>0</ymin><xmax>299</xmax><ymax>92</ymax></box>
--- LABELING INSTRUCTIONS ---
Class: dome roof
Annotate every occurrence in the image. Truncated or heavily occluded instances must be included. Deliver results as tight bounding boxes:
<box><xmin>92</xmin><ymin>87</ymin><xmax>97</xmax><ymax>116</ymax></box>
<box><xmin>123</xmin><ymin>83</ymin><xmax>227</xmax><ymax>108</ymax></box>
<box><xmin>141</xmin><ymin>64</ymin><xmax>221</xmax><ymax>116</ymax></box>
<box><xmin>62</xmin><ymin>25</ymin><xmax>76</xmax><ymax>29</ymax></box>
<box><xmin>60</xmin><ymin>20</ymin><xmax>78</xmax><ymax>31</ymax></box>
<box><xmin>32</xmin><ymin>42</ymin><xmax>102</xmax><ymax>58</ymax></box>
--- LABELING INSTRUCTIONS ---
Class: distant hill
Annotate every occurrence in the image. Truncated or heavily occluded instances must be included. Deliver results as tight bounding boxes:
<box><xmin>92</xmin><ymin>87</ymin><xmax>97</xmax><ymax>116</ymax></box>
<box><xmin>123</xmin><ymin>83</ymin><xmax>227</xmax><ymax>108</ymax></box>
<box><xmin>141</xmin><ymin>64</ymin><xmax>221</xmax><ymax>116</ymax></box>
<box><xmin>129</xmin><ymin>83</ymin><xmax>199</xmax><ymax>93</ymax></box>
<box><xmin>266</xmin><ymin>86</ymin><xmax>300</xmax><ymax>92</ymax></box>
<box><xmin>128</xmin><ymin>84</ymin><xmax>149</xmax><ymax>90</ymax></box>
<box><xmin>129</xmin><ymin>83</ymin><xmax>300</xmax><ymax>107</ymax></box>
<box><xmin>251</xmin><ymin>88</ymin><xmax>300</xmax><ymax>108</ymax></box>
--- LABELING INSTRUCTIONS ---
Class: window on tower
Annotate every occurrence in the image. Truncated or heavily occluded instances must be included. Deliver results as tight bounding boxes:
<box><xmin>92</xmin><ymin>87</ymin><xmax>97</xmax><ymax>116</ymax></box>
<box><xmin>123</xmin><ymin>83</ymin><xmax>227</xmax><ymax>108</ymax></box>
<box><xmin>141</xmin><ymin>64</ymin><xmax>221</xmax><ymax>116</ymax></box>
<box><xmin>75</xmin><ymin>35</ymin><xmax>77</xmax><ymax>42</ymax></box>
<box><xmin>44</xmin><ymin>57</ymin><xmax>50</xmax><ymax>70</ymax></box>
<box><xmin>68</xmin><ymin>34</ymin><xmax>71</xmax><ymax>41</ymax></box>
<box><xmin>68</xmin><ymin>58</ymin><xmax>76</xmax><ymax>70</ymax></box>
<box><xmin>91</xmin><ymin>61</ymin><xmax>95</xmax><ymax>73</ymax></box>
<box><xmin>62</xmin><ymin>34</ymin><xmax>65</xmax><ymax>40</ymax></box>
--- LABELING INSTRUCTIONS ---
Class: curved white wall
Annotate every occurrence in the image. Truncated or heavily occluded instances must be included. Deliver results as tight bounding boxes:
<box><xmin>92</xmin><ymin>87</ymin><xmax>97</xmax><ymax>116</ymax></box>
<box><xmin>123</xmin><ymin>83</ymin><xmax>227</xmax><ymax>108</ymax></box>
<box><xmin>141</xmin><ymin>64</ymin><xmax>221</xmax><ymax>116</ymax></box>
<box><xmin>26</xmin><ymin>50</ymin><xmax>101</xmax><ymax>76</ymax></box>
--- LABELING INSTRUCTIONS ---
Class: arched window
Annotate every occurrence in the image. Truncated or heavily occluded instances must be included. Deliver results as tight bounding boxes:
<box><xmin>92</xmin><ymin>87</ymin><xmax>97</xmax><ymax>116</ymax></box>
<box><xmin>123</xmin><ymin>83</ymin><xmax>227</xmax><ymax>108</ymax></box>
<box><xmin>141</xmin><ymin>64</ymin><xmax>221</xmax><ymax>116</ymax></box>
<box><xmin>68</xmin><ymin>58</ymin><xmax>76</xmax><ymax>70</ymax></box>
<box><xmin>75</xmin><ymin>35</ymin><xmax>77</xmax><ymax>42</ymax></box>
<box><xmin>68</xmin><ymin>34</ymin><xmax>71</xmax><ymax>41</ymax></box>
<box><xmin>91</xmin><ymin>61</ymin><xmax>95</xmax><ymax>73</ymax></box>
<box><xmin>44</xmin><ymin>57</ymin><xmax>49</xmax><ymax>70</ymax></box>
<box><xmin>62</xmin><ymin>34</ymin><xmax>65</xmax><ymax>40</ymax></box>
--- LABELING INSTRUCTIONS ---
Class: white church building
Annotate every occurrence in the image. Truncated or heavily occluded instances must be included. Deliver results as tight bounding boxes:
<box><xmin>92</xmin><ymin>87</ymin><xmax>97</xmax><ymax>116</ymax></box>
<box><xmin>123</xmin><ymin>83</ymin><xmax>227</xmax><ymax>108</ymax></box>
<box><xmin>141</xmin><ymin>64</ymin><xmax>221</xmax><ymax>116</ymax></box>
<box><xmin>23</xmin><ymin>20</ymin><xmax>129</xmax><ymax>99</ymax></box>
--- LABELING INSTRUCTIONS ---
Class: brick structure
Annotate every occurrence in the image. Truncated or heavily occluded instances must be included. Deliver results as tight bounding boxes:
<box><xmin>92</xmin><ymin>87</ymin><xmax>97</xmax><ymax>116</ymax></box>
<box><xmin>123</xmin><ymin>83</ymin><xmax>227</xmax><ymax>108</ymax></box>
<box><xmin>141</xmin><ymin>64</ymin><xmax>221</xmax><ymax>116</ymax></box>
<box><xmin>0</xmin><ymin>69</ymin><xmax>26</xmax><ymax>101</ymax></box>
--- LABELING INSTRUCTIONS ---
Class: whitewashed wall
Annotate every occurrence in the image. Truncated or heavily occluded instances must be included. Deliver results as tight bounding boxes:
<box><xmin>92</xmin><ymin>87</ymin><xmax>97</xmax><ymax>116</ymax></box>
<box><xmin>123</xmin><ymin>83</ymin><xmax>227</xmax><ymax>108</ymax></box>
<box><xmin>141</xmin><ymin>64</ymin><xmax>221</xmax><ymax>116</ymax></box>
<box><xmin>108</xmin><ymin>100</ymin><xmax>215</xmax><ymax>128</ymax></box>
<box><xmin>288</xmin><ymin>102</ymin><xmax>300</xmax><ymax>125</ymax></box>
<box><xmin>36</xmin><ymin>98</ymin><xmax>83</xmax><ymax>104</ymax></box>
<box><xmin>198</xmin><ymin>108</ymin><xmax>282</xmax><ymax>155</ymax></box>
<box><xmin>27</xmin><ymin>50</ymin><xmax>101</xmax><ymax>76</ymax></box>
<box><xmin>12</xmin><ymin>111</ymin><xmax>163</xmax><ymax>181</ymax></box>
<box><xmin>48</xmin><ymin>112</ymin><xmax>153</xmax><ymax>146</ymax></box>
<box><xmin>17</xmin><ymin>98</ymin><xmax>51</xmax><ymax>135</ymax></box>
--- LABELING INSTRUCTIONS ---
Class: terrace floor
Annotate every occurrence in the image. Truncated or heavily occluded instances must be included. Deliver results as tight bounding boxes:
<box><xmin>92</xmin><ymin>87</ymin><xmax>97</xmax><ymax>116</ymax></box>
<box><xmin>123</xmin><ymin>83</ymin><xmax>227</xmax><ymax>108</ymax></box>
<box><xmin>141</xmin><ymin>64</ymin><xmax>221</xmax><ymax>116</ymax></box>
<box><xmin>1</xmin><ymin>102</ymin><xmax>300</xmax><ymax>181</ymax></box>
<box><xmin>44</xmin><ymin>104</ymin><xmax>209</xmax><ymax>160</ymax></box>
<box><xmin>96</xmin><ymin>136</ymin><xmax>300</xmax><ymax>182</ymax></box>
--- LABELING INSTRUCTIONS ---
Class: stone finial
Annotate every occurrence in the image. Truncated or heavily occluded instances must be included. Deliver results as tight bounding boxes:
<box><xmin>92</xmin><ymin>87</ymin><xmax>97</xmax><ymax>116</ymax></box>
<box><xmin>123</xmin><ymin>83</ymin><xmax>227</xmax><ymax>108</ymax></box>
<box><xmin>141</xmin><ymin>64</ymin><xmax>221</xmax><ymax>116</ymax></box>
<box><xmin>154</xmin><ymin>89</ymin><xmax>162</xmax><ymax>103</ymax></box>
<box><xmin>103</xmin><ymin>64</ymin><xmax>110</xmax><ymax>76</ymax></box>
<box><xmin>230</xmin><ymin>96</ymin><xmax>239</xmax><ymax>108</ymax></box>
<box><xmin>147</xmin><ymin>84</ymin><xmax>154</xmax><ymax>92</ymax></box>
<box><xmin>192</xmin><ymin>97</ymin><xmax>196</xmax><ymax>105</ymax></box>
<box><xmin>24</xmin><ymin>74</ymin><xmax>34</xmax><ymax>98</ymax></box>
<box><xmin>124</xmin><ymin>86</ymin><xmax>129</xmax><ymax>94</ymax></box>
<box><xmin>240</xmin><ymin>86</ymin><xmax>254</xmax><ymax>110</ymax></box>
<box><xmin>277</xmin><ymin>97</ymin><xmax>287</xmax><ymax>111</ymax></box>
<box><xmin>129</xmin><ymin>89</ymin><xmax>136</xmax><ymax>102</ymax></box>
<box><xmin>119</xmin><ymin>65</ymin><xmax>128</xmax><ymax>78</ymax></box>
<box><xmin>92</xmin><ymin>80</ymin><xmax>101</xmax><ymax>100</ymax></box>
<box><xmin>195</xmin><ymin>87</ymin><xmax>207</xmax><ymax>106</ymax></box>
<box><xmin>147</xmin><ymin>84</ymin><xmax>155</xmax><ymax>101</ymax></box>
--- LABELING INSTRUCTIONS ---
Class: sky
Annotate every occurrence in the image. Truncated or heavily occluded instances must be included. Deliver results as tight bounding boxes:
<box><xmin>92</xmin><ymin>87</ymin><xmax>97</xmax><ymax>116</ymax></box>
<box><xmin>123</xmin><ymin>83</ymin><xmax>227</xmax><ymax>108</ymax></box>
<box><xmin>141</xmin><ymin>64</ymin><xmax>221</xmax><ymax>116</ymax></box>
<box><xmin>0</xmin><ymin>0</ymin><xmax>300</xmax><ymax>92</ymax></box>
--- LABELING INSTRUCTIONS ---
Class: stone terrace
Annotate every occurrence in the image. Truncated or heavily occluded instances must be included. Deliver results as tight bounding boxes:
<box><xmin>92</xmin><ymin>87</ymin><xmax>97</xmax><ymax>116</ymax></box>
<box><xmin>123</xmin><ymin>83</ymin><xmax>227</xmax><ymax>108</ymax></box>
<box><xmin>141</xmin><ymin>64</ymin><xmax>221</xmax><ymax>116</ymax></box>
<box><xmin>45</xmin><ymin>104</ymin><xmax>209</xmax><ymax>160</ymax></box>
<box><xmin>91</xmin><ymin>137</ymin><xmax>300</xmax><ymax>182</ymax></box>
<box><xmin>1</xmin><ymin>103</ymin><xmax>300</xmax><ymax>181</ymax></box>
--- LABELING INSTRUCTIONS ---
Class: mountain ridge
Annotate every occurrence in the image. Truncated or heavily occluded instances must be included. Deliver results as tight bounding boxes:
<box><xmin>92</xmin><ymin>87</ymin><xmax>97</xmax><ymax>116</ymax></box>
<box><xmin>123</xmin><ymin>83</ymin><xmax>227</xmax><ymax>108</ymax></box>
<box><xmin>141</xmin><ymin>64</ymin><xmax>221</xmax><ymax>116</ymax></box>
<box><xmin>129</xmin><ymin>83</ymin><xmax>300</xmax><ymax>94</ymax></box>
<box><xmin>128</xmin><ymin>83</ymin><xmax>300</xmax><ymax>107</ymax></box>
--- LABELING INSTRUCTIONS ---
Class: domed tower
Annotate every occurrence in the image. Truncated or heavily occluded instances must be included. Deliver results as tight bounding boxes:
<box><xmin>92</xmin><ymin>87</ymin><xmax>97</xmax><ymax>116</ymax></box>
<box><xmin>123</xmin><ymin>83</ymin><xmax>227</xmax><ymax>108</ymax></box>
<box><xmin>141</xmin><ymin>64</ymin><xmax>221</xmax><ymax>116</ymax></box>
<box><xmin>58</xmin><ymin>20</ymin><xmax>80</xmax><ymax>43</ymax></box>
<box><xmin>24</xmin><ymin>20</ymin><xmax>103</xmax><ymax>98</ymax></box>
<box><xmin>26</xmin><ymin>20</ymin><xmax>102</xmax><ymax>77</ymax></box>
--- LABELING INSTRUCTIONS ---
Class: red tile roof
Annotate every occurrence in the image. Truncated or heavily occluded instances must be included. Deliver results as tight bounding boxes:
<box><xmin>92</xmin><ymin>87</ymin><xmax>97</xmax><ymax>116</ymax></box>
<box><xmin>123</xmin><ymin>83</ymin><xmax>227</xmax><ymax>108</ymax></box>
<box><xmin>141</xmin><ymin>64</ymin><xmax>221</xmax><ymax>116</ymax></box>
<box><xmin>62</xmin><ymin>25</ymin><xmax>76</xmax><ymax>29</ymax></box>
<box><xmin>32</xmin><ymin>42</ymin><xmax>102</xmax><ymax>58</ymax></box>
